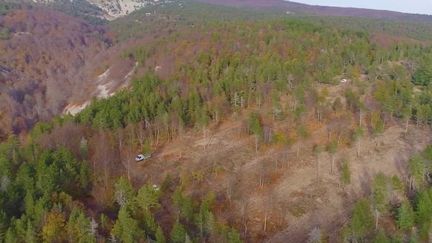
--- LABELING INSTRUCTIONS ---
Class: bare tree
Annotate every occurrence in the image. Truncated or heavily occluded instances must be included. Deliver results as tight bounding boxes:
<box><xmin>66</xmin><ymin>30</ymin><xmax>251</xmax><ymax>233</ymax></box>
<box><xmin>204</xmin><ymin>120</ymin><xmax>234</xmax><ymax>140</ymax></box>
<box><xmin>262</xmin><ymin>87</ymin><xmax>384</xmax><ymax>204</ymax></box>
<box><xmin>258</xmin><ymin>159</ymin><xmax>271</xmax><ymax>189</ymax></box>
<box><xmin>296</xmin><ymin>125</ymin><xmax>309</xmax><ymax>159</ymax></box>
<box><xmin>255</xmin><ymin>135</ymin><xmax>259</xmax><ymax>155</ymax></box>
<box><xmin>226</xmin><ymin>172</ymin><xmax>237</xmax><ymax>205</ymax></box>
<box><xmin>326</xmin><ymin>140</ymin><xmax>338</xmax><ymax>174</ymax></box>
<box><xmin>238</xmin><ymin>197</ymin><xmax>250</xmax><ymax>237</ymax></box>
<box><xmin>262</xmin><ymin>187</ymin><xmax>275</xmax><ymax>233</ymax></box>
<box><xmin>313</xmin><ymin>144</ymin><xmax>323</xmax><ymax>180</ymax></box>
<box><xmin>92</xmin><ymin>130</ymin><xmax>121</xmax><ymax>191</ymax></box>
<box><xmin>352</xmin><ymin>127</ymin><xmax>364</xmax><ymax>157</ymax></box>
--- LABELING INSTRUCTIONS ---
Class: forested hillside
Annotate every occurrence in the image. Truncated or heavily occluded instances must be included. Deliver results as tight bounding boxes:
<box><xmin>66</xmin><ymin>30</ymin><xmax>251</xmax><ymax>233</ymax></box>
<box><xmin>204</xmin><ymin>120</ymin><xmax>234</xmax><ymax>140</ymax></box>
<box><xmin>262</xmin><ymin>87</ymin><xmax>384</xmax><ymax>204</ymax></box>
<box><xmin>0</xmin><ymin>4</ymin><xmax>142</xmax><ymax>140</ymax></box>
<box><xmin>2</xmin><ymin>1</ymin><xmax>432</xmax><ymax>242</ymax></box>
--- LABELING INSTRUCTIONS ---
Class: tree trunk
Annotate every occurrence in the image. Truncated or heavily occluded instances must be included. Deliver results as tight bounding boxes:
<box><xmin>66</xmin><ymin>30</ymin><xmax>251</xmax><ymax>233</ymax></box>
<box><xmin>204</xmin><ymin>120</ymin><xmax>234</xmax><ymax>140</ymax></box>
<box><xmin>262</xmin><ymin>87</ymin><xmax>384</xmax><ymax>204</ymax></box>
<box><xmin>226</xmin><ymin>187</ymin><xmax>232</xmax><ymax>204</ymax></box>
<box><xmin>337</xmin><ymin>133</ymin><xmax>342</xmax><ymax>145</ymax></box>
<box><xmin>410</xmin><ymin>177</ymin><xmax>414</xmax><ymax>192</ymax></box>
<box><xmin>356</xmin><ymin>141</ymin><xmax>360</xmax><ymax>157</ymax></box>
<box><xmin>255</xmin><ymin>135</ymin><xmax>259</xmax><ymax>154</ymax></box>
<box><xmin>292</xmin><ymin>99</ymin><xmax>297</xmax><ymax>112</ymax></box>
<box><xmin>156</xmin><ymin>128</ymin><xmax>160</xmax><ymax>146</ymax></box>
<box><xmin>331</xmin><ymin>154</ymin><xmax>335</xmax><ymax>174</ymax></box>
<box><xmin>127</xmin><ymin>159</ymin><xmax>131</xmax><ymax>182</ymax></box>
<box><xmin>405</xmin><ymin>118</ymin><xmax>409</xmax><ymax>133</ymax></box>
<box><xmin>375</xmin><ymin>209</ymin><xmax>379</xmax><ymax>230</ymax></box>
<box><xmin>259</xmin><ymin>173</ymin><xmax>263</xmax><ymax>188</ymax></box>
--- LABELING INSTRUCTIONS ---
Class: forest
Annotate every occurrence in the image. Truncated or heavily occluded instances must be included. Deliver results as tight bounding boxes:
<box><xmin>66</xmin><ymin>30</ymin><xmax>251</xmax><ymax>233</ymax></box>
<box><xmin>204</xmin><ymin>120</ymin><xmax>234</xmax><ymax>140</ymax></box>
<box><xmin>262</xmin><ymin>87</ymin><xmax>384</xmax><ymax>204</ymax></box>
<box><xmin>0</xmin><ymin>136</ymin><xmax>241</xmax><ymax>242</ymax></box>
<box><xmin>2</xmin><ymin>1</ymin><xmax>432</xmax><ymax>242</ymax></box>
<box><xmin>341</xmin><ymin>146</ymin><xmax>432</xmax><ymax>242</ymax></box>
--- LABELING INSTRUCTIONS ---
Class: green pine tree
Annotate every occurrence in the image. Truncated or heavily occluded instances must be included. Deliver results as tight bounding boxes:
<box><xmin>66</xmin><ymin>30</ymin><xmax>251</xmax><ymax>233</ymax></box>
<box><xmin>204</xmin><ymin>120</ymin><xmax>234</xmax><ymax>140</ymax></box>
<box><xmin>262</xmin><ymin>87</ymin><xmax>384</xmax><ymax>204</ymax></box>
<box><xmin>155</xmin><ymin>225</ymin><xmax>166</xmax><ymax>243</ymax></box>
<box><xmin>112</xmin><ymin>207</ymin><xmax>143</xmax><ymax>243</ymax></box>
<box><xmin>397</xmin><ymin>201</ymin><xmax>415</xmax><ymax>231</ymax></box>
<box><xmin>350</xmin><ymin>199</ymin><xmax>373</xmax><ymax>240</ymax></box>
<box><xmin>373</xmin><ymin>229</ymin><xmax>390</xmax><ymax>243</ymax></box>
<box><xmin>170</xmin><ymin>220</ymin><xmax>186</xmax><ymax>243</ymax></box>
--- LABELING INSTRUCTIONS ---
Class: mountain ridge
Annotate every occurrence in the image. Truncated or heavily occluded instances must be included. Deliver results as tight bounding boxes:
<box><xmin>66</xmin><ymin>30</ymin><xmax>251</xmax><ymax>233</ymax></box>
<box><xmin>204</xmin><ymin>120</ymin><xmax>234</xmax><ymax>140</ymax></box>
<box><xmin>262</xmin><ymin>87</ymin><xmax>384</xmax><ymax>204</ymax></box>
<box><xmin>193</xmin><ymin>0</ymin><xmax>432</xmax><ymax>22</ymax></box>
<box><xmin>15</xmin><ymin>0</ymin><xmax>176</xmax><ymax>19</ymax></box>
<box><xmin>8</xmin><ymin>0</ymin><xmax>432</xmax><ymax>21</ymax></box>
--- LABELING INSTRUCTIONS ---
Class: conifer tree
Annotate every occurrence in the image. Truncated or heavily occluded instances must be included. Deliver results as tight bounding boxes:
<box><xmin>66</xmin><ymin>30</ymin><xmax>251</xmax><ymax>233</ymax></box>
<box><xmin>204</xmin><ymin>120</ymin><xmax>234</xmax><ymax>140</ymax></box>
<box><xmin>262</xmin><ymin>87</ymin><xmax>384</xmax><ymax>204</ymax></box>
<box><xmin>408</xmin><ymin>155</ymin><xmax>426</xmax><ymax>191</ymax></box>
<box><xmin>372</xmin><ymin>173</ymin><xmax>388</xmax><ymax>229</ymax></box>
<box><xmin>340</xmin><ymin>160</ymin><xmax>351</xmax><ymax>187</ymax></box>
<box><xmin>326</xmin><ymin>140</ymin><xmax>338</xmax><ymax>174</ymax></box>
<box><xmin>170</xmin><ymin>220</ymin><xmax>186</xmax><ymax>243</ymax></box>
<box><xmin>156</xmin><ymin>226</ymin><xmax>166</xmax><ymax>243</ymax></box>
<box><xmin>114</xmin><ymin>177</ymin><xmax>135</xmax><ymax>208</ymax></box>
<box><xmin>112</xmin><ymin>207</ymin><xmax>143</xmax><ymax>243</ymax></box>
<box><xmin>373</xmin><ymin>229</ymin><xmax>390</xmax><ymax>243</ymax></box>
<box><xmin>397</xmin><ymin>201</ymin><xmax>415</xmax><ymax>231</ymax></box>
<box><xmin>350</xmin><ymin>199</ymin><xmax>373</xmax><ymax>241</ymax></box>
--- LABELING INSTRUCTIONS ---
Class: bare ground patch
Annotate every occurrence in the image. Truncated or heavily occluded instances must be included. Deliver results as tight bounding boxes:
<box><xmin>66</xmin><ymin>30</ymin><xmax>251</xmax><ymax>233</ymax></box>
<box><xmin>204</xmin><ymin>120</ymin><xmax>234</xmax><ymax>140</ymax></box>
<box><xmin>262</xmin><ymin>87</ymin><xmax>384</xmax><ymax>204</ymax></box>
<box><xmin>121</xmin><ymin>116</ymin><xmax>431</xmax><ymax>242</ymax></box>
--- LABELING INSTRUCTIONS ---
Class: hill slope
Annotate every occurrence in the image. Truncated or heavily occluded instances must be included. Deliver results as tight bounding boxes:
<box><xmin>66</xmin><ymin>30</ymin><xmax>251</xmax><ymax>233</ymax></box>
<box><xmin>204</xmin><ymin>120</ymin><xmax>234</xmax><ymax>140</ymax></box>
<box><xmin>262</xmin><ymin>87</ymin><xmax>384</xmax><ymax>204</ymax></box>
<box><xmin>13</xmin><ymin>0</ymin><xmax>178</xmax><ymax>19</ymax></box>
<box><xmin>2</xmin><ymin>2</ymin><xmax>432</xmax><ymax>242</ymax></box>
<box><xmin>11</xmin><ymin>0</ymin><xmax>432</xmax><ymax>22</ymax></box>
<box><xmin>0</xmin><ymin>8</ymin><xmax>139</xmax><ymax>138</ymax></box>
<box><xmin>194</xmin><ymin>0</ymin><xmax>432</xmax><ymax>22</ymax></box>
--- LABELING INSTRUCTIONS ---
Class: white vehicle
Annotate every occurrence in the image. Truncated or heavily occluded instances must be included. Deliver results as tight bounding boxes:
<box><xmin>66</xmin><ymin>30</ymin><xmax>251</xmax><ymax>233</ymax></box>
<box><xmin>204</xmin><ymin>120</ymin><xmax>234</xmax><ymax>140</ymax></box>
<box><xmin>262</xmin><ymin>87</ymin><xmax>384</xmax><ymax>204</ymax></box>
<box><xmin>135</xmin><ymin>153</ymin><xmax>152</xmax><ymax>162</ymax></box>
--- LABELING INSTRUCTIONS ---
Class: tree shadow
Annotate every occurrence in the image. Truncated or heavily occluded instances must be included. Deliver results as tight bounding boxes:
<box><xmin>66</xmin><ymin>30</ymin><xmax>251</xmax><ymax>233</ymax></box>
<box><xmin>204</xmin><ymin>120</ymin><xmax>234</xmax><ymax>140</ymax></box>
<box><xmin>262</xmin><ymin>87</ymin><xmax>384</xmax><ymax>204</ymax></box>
<box><xmin>359</xmin><ymin>168</ymin><xmax>372</xmax><ymax>195</ymax></box>
<box><xmin>394</xmin><ymin>150</ymin><xmax>409</xmax><ymax>181</ymax></box>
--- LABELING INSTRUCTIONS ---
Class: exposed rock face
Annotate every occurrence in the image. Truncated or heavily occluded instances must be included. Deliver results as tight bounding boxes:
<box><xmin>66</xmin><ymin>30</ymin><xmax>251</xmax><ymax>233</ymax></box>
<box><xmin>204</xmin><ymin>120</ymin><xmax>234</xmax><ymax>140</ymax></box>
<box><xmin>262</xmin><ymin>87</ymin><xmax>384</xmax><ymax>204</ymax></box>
<box><xmin>25</xmin><ymin>0</ymin><xmax>174</xmax><ymax>19</ymax></box>
<box><xmin>87</xmin><ymin>0</ymin><xmax>161</xmax><ymax>19</ymax></box>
